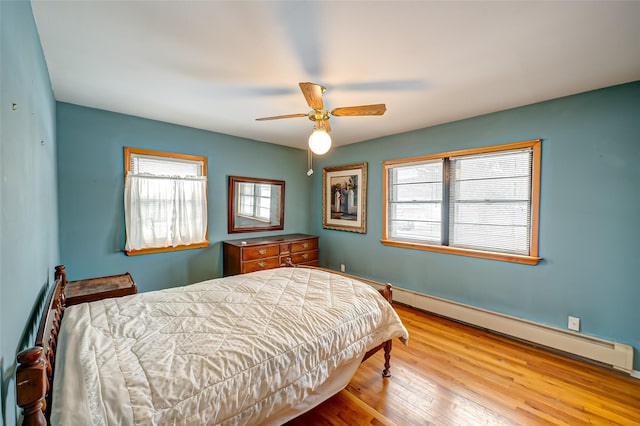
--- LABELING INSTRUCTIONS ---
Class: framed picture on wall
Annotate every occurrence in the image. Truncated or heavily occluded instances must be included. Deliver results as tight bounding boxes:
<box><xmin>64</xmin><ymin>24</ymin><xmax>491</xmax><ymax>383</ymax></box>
<box><xmin>322</xmin><ymin>162</ymin><xmax>367</xmax><ymax>233</ymax></box>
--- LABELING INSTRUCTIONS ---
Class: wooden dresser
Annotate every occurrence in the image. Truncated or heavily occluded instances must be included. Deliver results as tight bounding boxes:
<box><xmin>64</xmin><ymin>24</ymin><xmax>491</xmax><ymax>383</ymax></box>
<box><xmin>223</xmin><ymin>233</ymin><xmax>319</xmax><ymax>276</ymax></box>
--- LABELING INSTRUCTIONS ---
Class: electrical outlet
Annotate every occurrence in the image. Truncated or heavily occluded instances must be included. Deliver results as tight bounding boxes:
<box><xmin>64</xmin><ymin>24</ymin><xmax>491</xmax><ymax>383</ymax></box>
<box><xmin>340</xmin><ymin>264</ymin><xmax>346</xmax><ymax>272</ymax></box>
<box><xmin>568</xmin><ymin>316</ymin><xmax>580</xmax><ymax>332</ymax></box>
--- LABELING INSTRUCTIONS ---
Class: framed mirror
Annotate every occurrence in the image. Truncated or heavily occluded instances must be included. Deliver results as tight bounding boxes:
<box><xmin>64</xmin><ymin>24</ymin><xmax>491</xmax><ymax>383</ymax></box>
<box><xmin>228</xmin><ymin>176</ymin><xmax>285</xmax><ymax>233</ymax></box>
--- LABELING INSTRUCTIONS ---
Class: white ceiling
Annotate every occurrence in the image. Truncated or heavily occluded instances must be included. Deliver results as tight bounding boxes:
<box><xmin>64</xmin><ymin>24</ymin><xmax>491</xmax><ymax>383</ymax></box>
<box><xmin>32</xmin><ymin>1</ymin><xmax>640</xmax><ymax>151</ymax></box>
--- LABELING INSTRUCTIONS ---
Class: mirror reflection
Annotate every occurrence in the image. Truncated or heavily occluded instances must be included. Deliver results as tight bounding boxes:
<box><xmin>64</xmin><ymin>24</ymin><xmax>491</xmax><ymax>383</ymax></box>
<box><xmin>228</xmin><ymin>176</ymin><xmax>285</xmax><ymax>233</ymax></box>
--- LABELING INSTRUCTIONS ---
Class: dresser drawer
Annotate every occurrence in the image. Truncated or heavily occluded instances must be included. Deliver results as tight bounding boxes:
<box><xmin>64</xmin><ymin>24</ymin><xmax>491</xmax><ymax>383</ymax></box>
<box><xmin>291</xmin><ymin>239</ymin><xmax>318</xmax><ymax>253</ymax></box>
<box><xmin>242</xmin><ymin>244</ymin><xmax>279</xmax><ymax>261</ymax></box>
<box><xmin>241</xmin><ymin>257</ymin><xmax>281</xmax><ymax>273</ymax></box>
<box><xmin>279</xmin><ymin>243</ymin><xmax>291</xmax><ymax>255</ymax></box>
<box><xmin>223</xmin><ymin>234</ymin><xmax>319</xmax><ymax>277</ymax></box>
<box><xmin>290</xmin><ymin>250</ymin><xmax>318</xmax><ymax>264</ymax></box>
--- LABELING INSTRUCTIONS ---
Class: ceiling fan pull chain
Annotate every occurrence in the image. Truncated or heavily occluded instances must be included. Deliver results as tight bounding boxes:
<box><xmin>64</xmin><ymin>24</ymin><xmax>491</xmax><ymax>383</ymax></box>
<box><xmin>307</xmin><ymin>147</ymin><xmax>314</xmax><ymax>176</ymax></box>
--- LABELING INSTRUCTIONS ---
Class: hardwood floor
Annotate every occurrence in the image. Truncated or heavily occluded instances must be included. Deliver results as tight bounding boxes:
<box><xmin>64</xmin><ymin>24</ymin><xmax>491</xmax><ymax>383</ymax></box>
<box><xmin>288</xmin><ymin>304</ymin><xmax>640</xmax><ymax>425</ymax></box>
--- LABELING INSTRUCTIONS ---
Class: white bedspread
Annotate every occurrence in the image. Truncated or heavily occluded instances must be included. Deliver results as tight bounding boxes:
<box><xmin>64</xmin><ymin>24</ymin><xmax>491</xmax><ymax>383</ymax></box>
<box><xmin>51</xmin><ymin>268</ymin><xmax>408</xmax><ymax>425</ymax></box>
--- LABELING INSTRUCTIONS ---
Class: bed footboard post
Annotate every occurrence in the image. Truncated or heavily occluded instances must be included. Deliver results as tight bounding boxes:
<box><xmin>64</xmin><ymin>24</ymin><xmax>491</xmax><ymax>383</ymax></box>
<box><xmin>381</xmin><ymin>283</ymin><xmax>393</xmax><ymax>304</ymax></box>
<box><xmin>381</xmin><ymin>284</ymin><xmax>393</xmax><ymax>377</ymax></box>
<box><xmin>16</xmin><ymin>347</ymin><xmax>48</xmax><ymax>426</ymax></box>
<box><xmin>382</xmin><ymin>340</ymin><xmax>392</xmax><ymax>377</ymax></box>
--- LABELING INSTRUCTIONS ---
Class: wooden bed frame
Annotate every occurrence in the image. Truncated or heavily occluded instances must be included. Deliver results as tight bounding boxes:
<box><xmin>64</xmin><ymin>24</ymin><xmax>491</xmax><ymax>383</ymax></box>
<box><xmin>15</xmin><ymin>264</ymin><xmax>395</xmax><ymax>425</ymax></box>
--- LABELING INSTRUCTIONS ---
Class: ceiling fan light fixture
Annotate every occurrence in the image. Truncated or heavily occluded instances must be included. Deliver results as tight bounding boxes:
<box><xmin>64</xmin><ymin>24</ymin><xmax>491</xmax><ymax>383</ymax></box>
<box><xmin>308</xmin><ymin>129</ymin><xmax>331</xmax><ymax>155</ymax></box>
<box><xmin>256</xmin><ymin>82</ymin><xmax>385</xmax><ymax>155</ymax></box>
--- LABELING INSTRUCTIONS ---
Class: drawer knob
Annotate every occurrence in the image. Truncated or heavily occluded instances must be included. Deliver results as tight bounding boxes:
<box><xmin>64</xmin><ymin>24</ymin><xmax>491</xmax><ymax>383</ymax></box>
<box><xmin>258</xmin><ymin>261</ymin><xmax>267</xmax><ymax>267</ymax></box>
<box><xmin>302</xmin><ymin>253</ymin><xmax>308</xmax><ymax>260</ymax></box>
<box><xmin>258</xmin><ymin>248</ymin><xmax>267</xmax><ymax>255</ymax></box>
<box><xmin>303</xmin><ymin>243</ymin><xmax>308</xmax><ymax>249</ymax></box>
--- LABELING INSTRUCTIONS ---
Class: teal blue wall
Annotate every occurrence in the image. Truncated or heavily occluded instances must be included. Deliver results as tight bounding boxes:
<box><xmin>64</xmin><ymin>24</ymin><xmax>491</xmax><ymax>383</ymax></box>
<box><xmin>0</xmin><ymin>0</ymin><xmax>59</xmax><ymax>424</ymax></box>
<box><xmin>2</xmin><ymin>10</ymin><xmax>639</xmax><ymax>426</ymax></box>
<box><xmin>311</xmin><ymin>82</ymin><xmax>640</xmax><ymax>370</ymax></box>
<box><xmin>56</xmin><ymin>102</ymin><xmax>311</xmax><ymax>292</ymax></box>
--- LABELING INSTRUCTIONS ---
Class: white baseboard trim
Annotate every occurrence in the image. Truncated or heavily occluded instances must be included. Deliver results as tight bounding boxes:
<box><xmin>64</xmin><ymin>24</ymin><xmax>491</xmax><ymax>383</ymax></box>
<box><xmin>358</xmin><ymin>277</ymin><xmax>634</xmax><ymax>374</ymax></box>
<box><xmin>631</xmin><ymin>370</ymin><xmax>640</xmax><ymax>380</ymax></box>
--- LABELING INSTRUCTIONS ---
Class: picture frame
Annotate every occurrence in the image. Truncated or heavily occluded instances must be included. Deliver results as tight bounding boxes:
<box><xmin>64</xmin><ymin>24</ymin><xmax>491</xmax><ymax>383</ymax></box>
<box><xmin>322</xmin><ymin>162</ymin><xmax>367</xmax><ymax>233</ymax></box>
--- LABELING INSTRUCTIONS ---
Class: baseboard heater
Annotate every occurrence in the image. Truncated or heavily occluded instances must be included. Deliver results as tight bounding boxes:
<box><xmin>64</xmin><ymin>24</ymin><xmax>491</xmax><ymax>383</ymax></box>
<box><xmin>354</xmin><ymin>277</ymin><xmax>634</xmax><ymax>373</ymax></box>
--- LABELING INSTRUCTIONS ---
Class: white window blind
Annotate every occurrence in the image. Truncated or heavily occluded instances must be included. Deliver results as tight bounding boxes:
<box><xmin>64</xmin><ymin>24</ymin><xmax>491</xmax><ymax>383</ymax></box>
<box><xmin>124</xmin><ymin>151</ymin><xmax>207</xmax><ymax>252</ymax></box>
<box><xmin>388</xmin><ymin>160</ymin><xmax>443</xmax><ymax>243</ymax></box>
<box><xmin>449</xmin><ymin>149</ymin><xmax>532</xmax><ymax>255</ymax></box>
<box><xmin>130</xmin><ymin>154</ymin><xmax>203</xmax><ymax>177</ymax></box>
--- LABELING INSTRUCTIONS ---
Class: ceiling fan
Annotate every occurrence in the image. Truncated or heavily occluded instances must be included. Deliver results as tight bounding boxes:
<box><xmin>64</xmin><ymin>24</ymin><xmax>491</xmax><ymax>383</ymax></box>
<box><xmin>256</xmin><ymin>82</ymin><xmax>386</xmax><ymax>155</ymax></box>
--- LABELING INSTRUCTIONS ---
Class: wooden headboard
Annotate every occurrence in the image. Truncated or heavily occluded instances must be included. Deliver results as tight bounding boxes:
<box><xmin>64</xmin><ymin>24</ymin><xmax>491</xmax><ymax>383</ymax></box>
<box><xmin>16</xmin><ymin>265</ymin><xmax>67</xmax><ymax>426</ymax></box>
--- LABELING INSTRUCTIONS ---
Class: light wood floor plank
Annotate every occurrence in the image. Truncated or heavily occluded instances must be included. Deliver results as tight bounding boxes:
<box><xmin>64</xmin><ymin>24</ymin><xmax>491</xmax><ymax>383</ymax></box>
<box><xmin>287</xmin><ymin>304</ymin><xmax>640</xmax><ymax>425</ymax></box>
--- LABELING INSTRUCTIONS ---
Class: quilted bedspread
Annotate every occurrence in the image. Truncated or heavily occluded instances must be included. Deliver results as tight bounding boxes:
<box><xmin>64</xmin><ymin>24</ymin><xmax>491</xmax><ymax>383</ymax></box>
<box><xmin>51</xmin><ymin>267</ymin><xmax>408</xmax><ymax>425</ymax></box>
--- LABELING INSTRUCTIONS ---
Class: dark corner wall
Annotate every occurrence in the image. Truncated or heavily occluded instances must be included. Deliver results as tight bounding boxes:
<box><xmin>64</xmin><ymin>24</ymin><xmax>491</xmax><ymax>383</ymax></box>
<box><xmin>311</xmin><ymin>81</ymin><xmax>640</xmax><ymax>371</ymax></box>
<box><xmin>1</xmin><ymin>0</ymin><xmax>59</xmax><ymax>424</ymax></box>
<box><xmin>55</xmin><ymin>102</ymin><xmax>312</xmax><ymax>293</ymax></box>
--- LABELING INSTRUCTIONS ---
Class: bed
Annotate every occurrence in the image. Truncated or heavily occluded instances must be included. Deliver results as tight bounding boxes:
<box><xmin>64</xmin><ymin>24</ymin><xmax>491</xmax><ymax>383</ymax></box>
<box><xmin>16</xmin><ymin>265</ymin><xmax>408</xmax><ymax>425</ymax></box>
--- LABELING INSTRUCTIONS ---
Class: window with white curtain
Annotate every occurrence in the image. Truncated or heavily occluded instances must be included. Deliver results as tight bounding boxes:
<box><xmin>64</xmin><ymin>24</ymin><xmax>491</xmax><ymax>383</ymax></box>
<box><xmin>124</xmin><ymin>147</ymin><xmax>208</xmax><ymax>255</ymax></box>
<box><xmin>383</xmin><ymin>140</ymin><xmax>542</xmax><ymax>265</ymax></box>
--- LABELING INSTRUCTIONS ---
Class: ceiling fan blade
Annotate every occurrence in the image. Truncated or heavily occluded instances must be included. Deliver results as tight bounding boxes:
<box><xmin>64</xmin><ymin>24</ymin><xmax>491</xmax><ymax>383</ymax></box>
<box><xmin>331</xmin><ymin>104</ymin><xmax>387</xmax><ymax>117</ymax></box>
<box><xmin>299</xmin><ymin>82</ymin><xmax>325</xmax><ymax>110</ymax></box>
<box><xmin>256</xmin><ymin>113</ymin><xmax>307</xmax><ymax>121</ymax></box>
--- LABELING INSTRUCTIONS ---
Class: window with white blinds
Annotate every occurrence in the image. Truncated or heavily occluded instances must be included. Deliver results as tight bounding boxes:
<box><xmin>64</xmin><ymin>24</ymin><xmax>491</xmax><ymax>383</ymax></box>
<box><xmin>387</xmin><ymin>160</ymin><xmax>443</xmax><ymax>244</ymax></box>
<box><xmin>449</xmin><ymin>149</ymin><xmax>532</xmax><ymax>255</ymax></box>
<box><xmin>124</xmin><ymin>147</ymin><xmax>208</xmax><ymax>255</ymax></box>
<box><xmin>383</xmin><ymin>140</ymin><xmax>541</xmax><ymax>265</ymax></box>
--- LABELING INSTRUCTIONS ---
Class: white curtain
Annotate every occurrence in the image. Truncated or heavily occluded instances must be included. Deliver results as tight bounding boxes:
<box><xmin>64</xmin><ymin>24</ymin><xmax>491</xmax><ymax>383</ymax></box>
<box><xmin>124</xmin><ymin>173</ymin><xmax>207</xmax><ymax>251</ymax></box>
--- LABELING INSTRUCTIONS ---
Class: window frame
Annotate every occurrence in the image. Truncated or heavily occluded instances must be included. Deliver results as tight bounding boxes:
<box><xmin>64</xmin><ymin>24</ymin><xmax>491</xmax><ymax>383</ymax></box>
<box><xmin>382</xmin><ymin>140</ymin><xmax>542</xmax><ymax>265</ymax></box>
<box><xmin>124</xmin><ymin>147</ymin><xmax>209</xmax><ymax>256</ymax></box>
